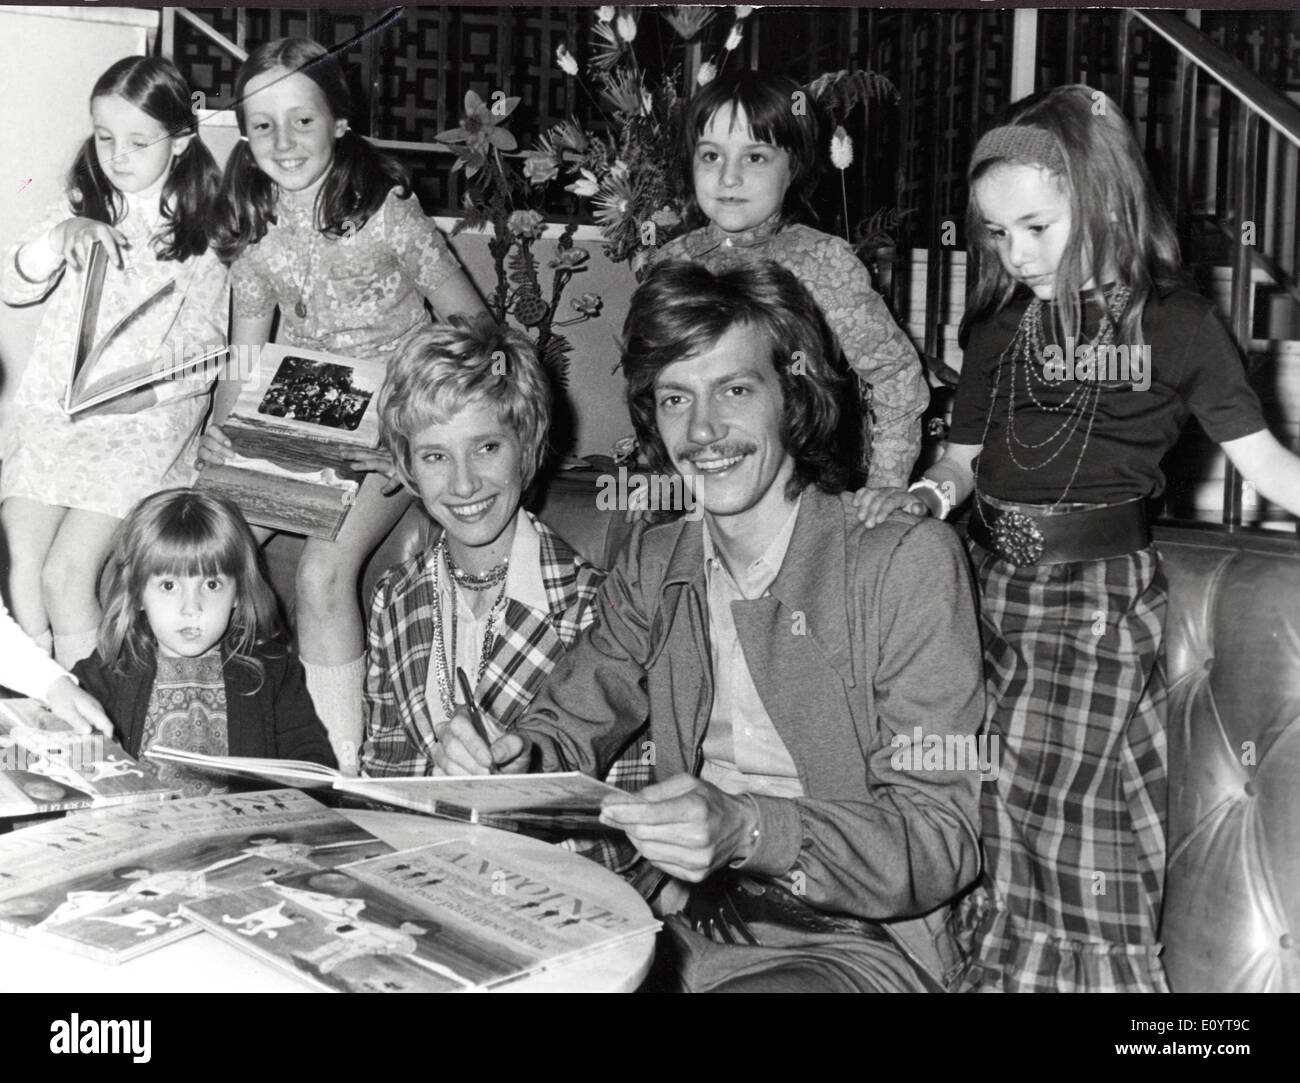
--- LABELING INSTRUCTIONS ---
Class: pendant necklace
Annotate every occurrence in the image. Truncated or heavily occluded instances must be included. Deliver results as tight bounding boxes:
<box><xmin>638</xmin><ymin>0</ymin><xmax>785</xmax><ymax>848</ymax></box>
<box><xmin>430</xmin><ymin>537</ymin><xmax>508</xmax><ymax>719</ymax></box>
<box><xmin>286</xmin><ymin>198</ymin><xmax>319</xmax><ymax>320</ymax></box>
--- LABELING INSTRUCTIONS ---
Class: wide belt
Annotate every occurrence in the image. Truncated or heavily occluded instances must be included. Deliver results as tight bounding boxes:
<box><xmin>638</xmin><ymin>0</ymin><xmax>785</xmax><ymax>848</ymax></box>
<box><xmin>967</xmin><ymin>496</ymin><xmax>1150</xmax><ymax>566</ymax></box>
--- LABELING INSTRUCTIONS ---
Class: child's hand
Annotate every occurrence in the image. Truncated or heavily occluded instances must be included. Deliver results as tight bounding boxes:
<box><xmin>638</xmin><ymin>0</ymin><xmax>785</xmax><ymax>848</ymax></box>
<box><xmin>45</xmin><ymin>676</ymin><xmax>113</xmax><ymax>737</ymax></box>
<box><xmin>51</xmin><ymin>217</ymin><xmax>129</xmax><ymax>272</ymax></box>
<box><xmin>342</xmin><ymin>448</ymin><xmax>403</xmax><ymax>495</ymax></box>
<box><xmin>851</xmin><ymin>486</ymin><xmax>929</xmax><ymax>528</ymax></box>
<box><xmin>196</xmin><ymin>426</ymin><xmax>235</xmax><ymax>469</ymax></box>
<box><xmin>77</xmin><ymin>386</ymin><xmax>158</xmax><ymax>418</ymax></box>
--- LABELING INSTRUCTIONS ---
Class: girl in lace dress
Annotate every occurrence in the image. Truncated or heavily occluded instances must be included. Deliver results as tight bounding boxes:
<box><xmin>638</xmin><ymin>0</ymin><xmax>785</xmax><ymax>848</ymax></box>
<box><xmin>1</xmin><ymin>56</ymin><xmax>227</xmax><ymax>671</ymax></box>
<box><xmin>203</xmin><ymin>38</ymin><xmax>487</xmax><ymax>768</ymax></box>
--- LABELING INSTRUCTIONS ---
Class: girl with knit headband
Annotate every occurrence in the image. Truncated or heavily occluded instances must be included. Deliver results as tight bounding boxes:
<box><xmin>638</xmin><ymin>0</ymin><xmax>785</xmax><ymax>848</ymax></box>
<box><xmin>857</xmin><ymin>84</ymin><xmax>1300</xmax><ymax>992</ymax></box>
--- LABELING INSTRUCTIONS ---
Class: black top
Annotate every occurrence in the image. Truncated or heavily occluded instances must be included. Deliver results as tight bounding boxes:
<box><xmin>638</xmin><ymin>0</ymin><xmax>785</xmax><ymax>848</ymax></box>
<box><xmin>948</xmin><ymin>286</ymin><xmax>1267</xmax><ymax>504</ymax></box>
<box><xmin>74</xmin><ymin>643</ymin><xmax>337</xmax><ymax>768</ymax></box>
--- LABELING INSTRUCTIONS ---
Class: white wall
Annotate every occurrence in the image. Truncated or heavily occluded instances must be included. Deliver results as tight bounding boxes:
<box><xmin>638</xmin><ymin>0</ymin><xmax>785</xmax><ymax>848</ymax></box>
<box><xmin>0</xmin><ymin>6</ymin><xmax>157</xmax><ymax>426</ymax></box>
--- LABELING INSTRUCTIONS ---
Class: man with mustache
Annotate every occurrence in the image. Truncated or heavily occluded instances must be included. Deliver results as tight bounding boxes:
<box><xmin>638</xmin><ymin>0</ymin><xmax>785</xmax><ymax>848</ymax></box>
<box><xmin>434</xmin><ymin>261</ymin><xmax>984</xmax><ymax>992</ymax></box>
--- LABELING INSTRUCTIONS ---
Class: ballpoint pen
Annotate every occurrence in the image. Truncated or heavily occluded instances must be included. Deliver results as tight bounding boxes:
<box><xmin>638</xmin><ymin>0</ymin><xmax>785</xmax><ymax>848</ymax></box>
<box><xmin>456</xmin><ymin>667</ymin><xmax>499</xmax><ymax>775</ymax></box>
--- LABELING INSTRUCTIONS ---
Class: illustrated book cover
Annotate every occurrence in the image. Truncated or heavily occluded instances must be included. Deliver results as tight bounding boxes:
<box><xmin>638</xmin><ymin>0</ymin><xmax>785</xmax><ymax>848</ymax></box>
<box><xmin>195</xmin><ymin>342</ymin><xmax>385</xmax><ymax>539</ymax></box>
<box><xmin>0</xmin><ymin>699</ymin><xmax>175</xmax><ymax>818</ymax></box>
<box><xmin>180</xmin><ymin>839</ymin><xmax>661</xmax><ymax>992</ymax></box>
<box><xmin>0</xmin><ymin>788</ymin><xmax>392</xmax><ymax>963</ymax></box>
<box><xmin>64</xmin><ymin>240</ymin><xmax>227</xmax><ymax>415</ymax></box>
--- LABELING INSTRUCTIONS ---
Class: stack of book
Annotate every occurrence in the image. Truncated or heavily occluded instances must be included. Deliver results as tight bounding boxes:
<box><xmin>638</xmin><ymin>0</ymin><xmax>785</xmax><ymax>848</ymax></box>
<box><xmin>0</xmin><ymin>771</ymin><xmax>661</xmax><ymax>991</ymax></box>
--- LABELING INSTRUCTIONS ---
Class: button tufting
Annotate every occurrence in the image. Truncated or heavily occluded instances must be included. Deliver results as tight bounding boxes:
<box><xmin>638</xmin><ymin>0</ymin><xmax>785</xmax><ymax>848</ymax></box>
<box><xmin>1244</xmin><ymin>779</ymin><xmax>1258</xmax><ymax>796</ymax></box>
<box><xmin>1281</xmin><ymin>933</ymin><xmax>1295</xmax><ymax>950</ymax></box>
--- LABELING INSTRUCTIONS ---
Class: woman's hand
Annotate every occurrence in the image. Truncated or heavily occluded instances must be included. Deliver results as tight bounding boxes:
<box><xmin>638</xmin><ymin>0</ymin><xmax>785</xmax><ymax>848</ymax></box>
<box><xmin>196</xmin><ymin>425</ymin><xmax>235</xmax><ymax>470</ymax></box>
<box><xmin>851</xmin><ymin>486</ymin><xmax>929</xmax><ymax>528</ymax></box>
<box><xmin>50</xmin><ymin>217</ymin><xmax>129</xmax><ymax>272</ymax></box>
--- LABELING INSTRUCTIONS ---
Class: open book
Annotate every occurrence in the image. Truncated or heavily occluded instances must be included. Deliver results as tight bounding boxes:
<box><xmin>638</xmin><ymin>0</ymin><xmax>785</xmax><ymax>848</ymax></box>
<box><xmin>144</xmin><ymin>746</ymin><xmax>634</xmax><ymax>829</ymax></box>
<box><xmin>180</xmin><ymin>840</ymin><xmax>660</xmax><ymax>992</ymax></box>
<box><xmin>64</xmin><ymin>241</ymin><xmax>227</xmax><ymax>415</ymax></box>
<box><xmin>0</xmin><ymin>699</ymin><xmax>176</xmax><ymax>818</ymax></box>
<box><xmin>194</xmin><ymin>342</ymin><xmax>385</xmax><ymax>540</ymax></box>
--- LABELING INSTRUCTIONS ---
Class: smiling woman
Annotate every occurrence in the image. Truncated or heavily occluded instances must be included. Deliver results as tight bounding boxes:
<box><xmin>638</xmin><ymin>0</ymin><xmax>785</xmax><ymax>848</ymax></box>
<box><xmin>361</xmin><ymin>316</ymin><xmax>650</xmax><ymax>868</ymax></box>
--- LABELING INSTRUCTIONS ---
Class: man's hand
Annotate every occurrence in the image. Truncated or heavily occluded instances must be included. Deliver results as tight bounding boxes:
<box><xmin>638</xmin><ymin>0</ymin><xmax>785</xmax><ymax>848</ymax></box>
<box><xmin>849</xmin><ymin>486</ymin><xmax>928</xmax><ymax>528</ymax></box>
<box><xmin>599</xmin><ymin>774</ymin><xmax>758</xmax><ymax>882</ymax></box>
<box><xmin>44</xmin><ymin>676</ymin><xmax>113</xmax><ymax>737</ymax></box>
<box><xmin>430</xmin><ymin>708</ymin><xmax>530</xmax><ymax>776</ymax></box>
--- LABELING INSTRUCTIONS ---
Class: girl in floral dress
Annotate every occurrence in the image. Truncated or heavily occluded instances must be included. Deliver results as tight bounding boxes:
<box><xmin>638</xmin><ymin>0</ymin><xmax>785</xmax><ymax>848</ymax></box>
<box><xmin>1</xmin><ymin>56</ymin><xmax>227</xmax><ymax>671</ymax></box>
<box><xmin>203</xmin><ymin>38</ymin><xmax>486</xmax><ymax>768</ymax></box>
<box><xmin>654</xmin><ymin>70</ymin><xmax>928</xmax><ymax>487</ymax></box>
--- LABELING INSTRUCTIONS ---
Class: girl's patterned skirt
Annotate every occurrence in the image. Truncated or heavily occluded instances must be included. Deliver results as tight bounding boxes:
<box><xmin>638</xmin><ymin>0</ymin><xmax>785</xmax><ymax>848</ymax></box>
<box><xmin>963</xmin><ymin>542</ymin><xmax>1170</xmax><ymax>993</ymax></box>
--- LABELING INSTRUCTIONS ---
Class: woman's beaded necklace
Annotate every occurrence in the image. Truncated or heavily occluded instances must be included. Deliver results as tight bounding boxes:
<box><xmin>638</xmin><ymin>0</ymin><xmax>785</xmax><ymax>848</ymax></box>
<box><xmin>429</xmin><ymin>536</ymin><xmax>508</xmax><ymax>718</ymax></box>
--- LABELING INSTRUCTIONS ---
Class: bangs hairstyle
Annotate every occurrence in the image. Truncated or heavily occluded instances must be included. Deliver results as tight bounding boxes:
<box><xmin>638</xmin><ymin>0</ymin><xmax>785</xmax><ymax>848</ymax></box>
<box><xmin>682</xmin><ymin>71</ymin><xmax>821</xmax><ymax>228</ymax></box>
<box><xmin>211</xmin><ymin>36</ymin><xmax>410</xmax><ymax>263</ymax></box>
<box><xmin>98</xmin><ymin>489</ymin><xmax>282</xmax><ymax>679</ymax></box>
<box><xmin>622</xmin><ymin>260</ymin><xmax>853</xmax><ymax>501</ymax></box>
<box><xmin>379</xmin><ymin>317</ymin><xmax>552</xmax><ymax>493</ymax></box>
<box><xmin>70</xmin><ymin>56</ymin><xmax>219</xmax><ymax>262</ymax></box>
<box><xmin>962</xmin><ymin>83</ymin><xmax>1184</xmax><ymax>350</ymax></box>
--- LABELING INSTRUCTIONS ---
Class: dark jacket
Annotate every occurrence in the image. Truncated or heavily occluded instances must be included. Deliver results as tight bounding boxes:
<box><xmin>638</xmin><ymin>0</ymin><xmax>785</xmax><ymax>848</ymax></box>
<box><xmin>74</xmin><ymin>644</ymin><xmax>336</xmax><ymax>767</ymax></box>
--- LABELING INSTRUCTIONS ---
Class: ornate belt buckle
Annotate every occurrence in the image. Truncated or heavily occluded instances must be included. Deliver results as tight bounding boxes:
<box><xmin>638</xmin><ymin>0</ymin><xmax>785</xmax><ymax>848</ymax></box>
<box><xmin>992</xmin><ymin>509</ymin><xmax>1045</xmax><ymax>565</ymax></box>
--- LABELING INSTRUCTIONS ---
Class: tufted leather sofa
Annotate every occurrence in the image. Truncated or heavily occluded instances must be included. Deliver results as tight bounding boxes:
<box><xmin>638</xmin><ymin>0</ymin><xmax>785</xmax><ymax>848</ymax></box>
<box><xmin>269</xmin><ymin>475</ymin><xmax>1299</xmax><ymax>994</ymax></box>
<box><xmin>1155</xmin><ymin>523</ymin><xmax>1300</xmax><ymax>993</ymax></box>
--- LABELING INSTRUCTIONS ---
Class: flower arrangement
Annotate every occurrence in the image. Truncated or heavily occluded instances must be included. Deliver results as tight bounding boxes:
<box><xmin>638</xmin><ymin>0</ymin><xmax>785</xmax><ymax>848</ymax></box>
<box><xmin>524</xmin><ymin>7</ymin><xmax>901</xmax><ymax>277</ymax></box>
<box><xmin>436</xmin><ymin>91</ymin><xmax>601</xmax><ymax>385</ymax></box>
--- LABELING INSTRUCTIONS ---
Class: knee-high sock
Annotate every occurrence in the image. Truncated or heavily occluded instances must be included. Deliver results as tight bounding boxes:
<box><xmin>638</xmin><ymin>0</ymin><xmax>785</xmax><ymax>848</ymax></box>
<box><xmin>53</xmin><ymin>627</ymin><xmax>98</xmax><ymax>669</ymax></box>
<box><xmin>303</xmin><ymin>655</ymin><xmax>365</xmax><ymax>772</ymax></box>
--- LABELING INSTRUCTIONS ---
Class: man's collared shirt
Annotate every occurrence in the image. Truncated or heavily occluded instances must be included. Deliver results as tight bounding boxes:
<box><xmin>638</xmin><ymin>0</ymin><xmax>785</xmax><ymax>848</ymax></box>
<box><xmin>699</xmin><ymin>495</ymin><xmax>805</xmax><ymax>799</ymax></box>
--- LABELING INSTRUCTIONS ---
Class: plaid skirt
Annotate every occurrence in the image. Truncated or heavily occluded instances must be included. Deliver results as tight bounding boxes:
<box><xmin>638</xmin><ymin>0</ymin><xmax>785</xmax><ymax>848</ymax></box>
<box><xmin>963</xmin><ymin>542</ymin><xmax>1170</xmax><ymax>993</ymax></box>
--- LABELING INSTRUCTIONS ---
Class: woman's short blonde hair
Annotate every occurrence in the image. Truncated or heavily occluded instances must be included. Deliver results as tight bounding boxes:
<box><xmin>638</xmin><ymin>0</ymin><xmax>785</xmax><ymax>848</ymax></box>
<box><xmin>379</xmin><ymin>316</ymin><xmax>552</xmax><ymax>493</ymax></box>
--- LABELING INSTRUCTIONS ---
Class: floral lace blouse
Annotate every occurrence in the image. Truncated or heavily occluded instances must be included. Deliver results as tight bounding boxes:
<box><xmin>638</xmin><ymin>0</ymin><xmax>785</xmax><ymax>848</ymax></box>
<box><xmin>231</xmin><ymin>187</ymin><xmax>461</xmax><ymax>361</ymax></box>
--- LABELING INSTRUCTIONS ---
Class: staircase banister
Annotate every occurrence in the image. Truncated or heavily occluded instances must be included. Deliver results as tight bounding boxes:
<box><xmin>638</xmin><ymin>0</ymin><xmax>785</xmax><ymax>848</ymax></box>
<box><xmin>1132</xmin><ymin>9</ymin><xmax>1300</xmax><ymax>151</ymax></box>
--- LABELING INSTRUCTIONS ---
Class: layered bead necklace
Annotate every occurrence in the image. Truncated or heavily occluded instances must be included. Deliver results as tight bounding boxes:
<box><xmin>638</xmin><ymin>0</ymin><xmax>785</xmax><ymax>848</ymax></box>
<box><xmin>429</xmin><ymin>535</ymin><xmax>510</xmax><ymax>718</ymax></box>
<box><xmin>975</xmin><ymin>283</ymin><xmax>1132</xmax><ymax>513</ymax></box>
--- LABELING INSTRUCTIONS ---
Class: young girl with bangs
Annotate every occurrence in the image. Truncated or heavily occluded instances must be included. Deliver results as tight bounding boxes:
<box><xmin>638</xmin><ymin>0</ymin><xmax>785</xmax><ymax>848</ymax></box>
<box><xmin>201</xmin><ymin>37</ymin><xmax>487</xmax><ymax>767</ymax></box>
<box><xmin>74</xmin><ymin>489</ymin><xmax>335</xmax><ymax>798</ymax></box>
<box><xmin>856</xmin><ymin>84</ymin><xmax>1300</xmax><ymax>992</ymax></box>
<box><xmin>2</xmin><ymin>56</ymin><xmax>227</xmax><ymax>672</ymax></box>
<box><xmin>653</xmin><ymin>70</ymin><xmax>928</xmax><ymax>488</ymax></box>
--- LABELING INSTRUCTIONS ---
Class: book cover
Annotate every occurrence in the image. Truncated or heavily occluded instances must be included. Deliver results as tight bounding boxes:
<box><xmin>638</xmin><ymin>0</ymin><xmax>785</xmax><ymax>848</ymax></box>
<box><xmin>0</xmin><ymin>788</ymin><xmax>392</xmax><ymax>964</ymax></box>
<box><xmin>180</xmin><ymin>840</ymin><xmax>660</xmax><ymax>992</ymax></box>
<box><xmin>62</xmin><ymin>241</ymin><xmax>227</xmax><ymax>415</ymax></box>
<box><xmin>0</xmin><ymin>699</ymin><xmax>175</xmax><ymax>818</ymax></box>
<box><xmin>196</xmin><ymin>343</ymin><xmax>386</xmax><ymax>540</ymax></box>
